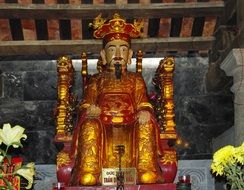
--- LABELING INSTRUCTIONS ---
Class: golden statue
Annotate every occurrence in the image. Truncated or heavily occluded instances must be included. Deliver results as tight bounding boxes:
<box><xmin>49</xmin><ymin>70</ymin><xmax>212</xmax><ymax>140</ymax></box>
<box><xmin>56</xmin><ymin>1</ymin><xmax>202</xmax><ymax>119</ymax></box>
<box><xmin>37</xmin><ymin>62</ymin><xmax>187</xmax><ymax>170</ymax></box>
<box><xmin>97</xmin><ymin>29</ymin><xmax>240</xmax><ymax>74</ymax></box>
<box><xmin>55</xmin><ymin>13</ymin><xmax>177</xmax><ymax>187</ymax></box>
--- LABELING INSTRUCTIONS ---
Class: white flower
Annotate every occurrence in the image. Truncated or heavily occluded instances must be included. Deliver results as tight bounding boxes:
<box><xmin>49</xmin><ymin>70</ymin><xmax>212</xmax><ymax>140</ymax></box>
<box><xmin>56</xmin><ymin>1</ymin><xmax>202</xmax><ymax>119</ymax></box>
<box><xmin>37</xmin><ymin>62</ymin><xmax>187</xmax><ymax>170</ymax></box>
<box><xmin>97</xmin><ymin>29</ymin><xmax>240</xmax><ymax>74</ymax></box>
<box><xmin>16</xmin><ymin>162</ymin><xmax>35</xmax><ymax>189</ymax></box>
<box><xmin>0</xmin><ymin>123</ymin><xmax>27</xmax><ymax>148</ymax></box>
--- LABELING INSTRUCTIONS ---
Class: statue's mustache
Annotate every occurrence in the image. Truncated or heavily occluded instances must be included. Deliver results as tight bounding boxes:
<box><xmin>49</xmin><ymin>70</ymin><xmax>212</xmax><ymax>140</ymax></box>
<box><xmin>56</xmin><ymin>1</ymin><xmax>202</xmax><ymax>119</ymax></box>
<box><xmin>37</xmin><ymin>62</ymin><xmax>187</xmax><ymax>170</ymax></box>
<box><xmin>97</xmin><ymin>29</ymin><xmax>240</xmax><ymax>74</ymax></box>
<box><xmin>108</xmin><ymin>57</ymin><xmax>125</xmax><ymax>65</ymax></box>
<box><xmin>113</xmin><ymin>57</ymin><xmax>123</xmax><ymax>61</ymax></box>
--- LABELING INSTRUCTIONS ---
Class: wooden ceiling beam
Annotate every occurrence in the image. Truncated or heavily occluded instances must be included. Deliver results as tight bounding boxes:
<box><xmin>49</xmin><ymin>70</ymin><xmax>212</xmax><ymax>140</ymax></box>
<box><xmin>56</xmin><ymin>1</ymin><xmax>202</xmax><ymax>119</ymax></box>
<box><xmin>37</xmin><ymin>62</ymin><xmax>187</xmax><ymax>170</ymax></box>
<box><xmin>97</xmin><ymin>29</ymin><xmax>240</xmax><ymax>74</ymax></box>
<box><xmin>0</xmin><ymin>37</ymin><xmax>215</xmax><ymax>56</ymax></box>
<box><xmin>0</xmin><ymin>0</ymin><xmax>12</xmax><ymax>41</ymax></box>
<box><xmin>45</xmin><ymin>0</ymin><xmax>60</xmax><ymax>40</ymax></box>
<box><xmin>139</xmin><ymin>0</ymin><xmax>150</xmax><ymax>38</ymax></box>
<box><xmin>18</xmin><ymin>0</ymin><xmax>37</xmax><ymax>40</ymax></box>
<box><xmin>0</xmin><ymin>2</ymin><xmax>224</xmax><ymax>19</ymax></box>
<box><xmin>69</xmin><ymin>0</ymin><xmax>82</xmax><ymax>40</ymax></box>
<box><xmin>158</xmin><ymin>0</ymin><xmax>175</xmax><ymax>38</ymax></box>
<box><xmin>0</xmin><ymin>19</ymin><xmax>12</xmax><ymax>41</ymax></box>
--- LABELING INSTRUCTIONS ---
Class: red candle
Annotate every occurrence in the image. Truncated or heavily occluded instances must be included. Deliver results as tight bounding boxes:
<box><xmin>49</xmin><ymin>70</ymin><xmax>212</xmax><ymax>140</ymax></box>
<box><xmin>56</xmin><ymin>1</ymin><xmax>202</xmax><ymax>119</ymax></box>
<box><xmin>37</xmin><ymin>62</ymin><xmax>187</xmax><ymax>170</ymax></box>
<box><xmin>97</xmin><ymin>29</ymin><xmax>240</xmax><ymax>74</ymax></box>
<box><xmin>179</xmin><ymin>175</ymin><xmax>191</xmax><ymax>184</ymax></box>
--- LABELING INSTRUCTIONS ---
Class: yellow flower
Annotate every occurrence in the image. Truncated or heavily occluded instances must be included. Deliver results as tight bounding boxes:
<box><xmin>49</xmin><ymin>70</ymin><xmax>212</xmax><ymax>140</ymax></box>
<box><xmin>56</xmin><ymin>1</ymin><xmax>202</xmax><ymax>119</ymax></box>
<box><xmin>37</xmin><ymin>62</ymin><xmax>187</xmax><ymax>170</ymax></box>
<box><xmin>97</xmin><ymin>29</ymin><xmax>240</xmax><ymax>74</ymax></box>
<box><xmin>211</xmin><ymin>142</ymin><xmax>244</xmax><ymax>189</ymax></box>
<box><xmin>233</xmin><ymin>143</ymin><xmax>244</xmax><ymax>165</ymax></box>
<box><xmin>0</xmin><ymin>123</ymin><xmax>27</xmax><ymax>148</ymax></box>
<box><xmin>211</xmin><ymin>163</ymin><xmax>224</xmax><ymax>175</ymax></box>
<box><xmin>211</xmin><ymin>145</ymin><xmax>235</xmax><ymax>176</ymax></box>
<box><xmin>16</xmin><ymin>162</ymin><xmax>35</xmax><ymax>189</ymax></box>
<box><xmin>214</xmin><ymin>145</ymin><xmax>234</xmax><ymax>163</ymax></box>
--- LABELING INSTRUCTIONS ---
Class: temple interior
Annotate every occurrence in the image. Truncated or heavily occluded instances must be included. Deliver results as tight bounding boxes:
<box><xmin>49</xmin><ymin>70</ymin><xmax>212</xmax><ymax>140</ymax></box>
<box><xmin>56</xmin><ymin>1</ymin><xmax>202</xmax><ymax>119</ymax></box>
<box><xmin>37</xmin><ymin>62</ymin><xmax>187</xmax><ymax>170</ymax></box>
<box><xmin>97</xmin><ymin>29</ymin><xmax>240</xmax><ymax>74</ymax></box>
<box><xmin>0</xmin><ymin>0</ymin><xmax>243</xmax><ymax>189</ymax></box>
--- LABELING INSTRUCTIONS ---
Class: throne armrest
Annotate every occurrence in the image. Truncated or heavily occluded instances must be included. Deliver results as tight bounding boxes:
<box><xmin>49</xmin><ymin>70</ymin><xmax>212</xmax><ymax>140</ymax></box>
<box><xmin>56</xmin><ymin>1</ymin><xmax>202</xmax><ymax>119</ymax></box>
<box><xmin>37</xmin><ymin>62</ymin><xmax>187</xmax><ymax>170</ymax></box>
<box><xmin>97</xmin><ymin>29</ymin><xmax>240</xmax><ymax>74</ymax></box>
<box><xmin>55</xmin><ymin>56</ymin><xmax>75</xmax><ymax>142</ymax></box>
<box><xmin>151</xmin><ymin>57</ymin><xmax>178</xmax><ymax>183</ymax></box>
<box><xmin>153</xmin><ymin>57</ymin><xmax>177</xmax><ymax>140</ymax></box>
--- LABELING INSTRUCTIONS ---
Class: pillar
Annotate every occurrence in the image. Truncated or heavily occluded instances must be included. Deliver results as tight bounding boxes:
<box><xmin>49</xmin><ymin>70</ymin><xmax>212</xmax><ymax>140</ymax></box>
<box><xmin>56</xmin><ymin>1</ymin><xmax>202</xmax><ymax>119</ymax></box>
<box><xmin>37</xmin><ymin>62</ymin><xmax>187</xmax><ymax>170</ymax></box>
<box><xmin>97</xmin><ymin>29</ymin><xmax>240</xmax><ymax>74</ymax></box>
<box><xmin>220</xmin><ymin>48</ymin><xmax>244</xmax><ymax>146</ymax></box>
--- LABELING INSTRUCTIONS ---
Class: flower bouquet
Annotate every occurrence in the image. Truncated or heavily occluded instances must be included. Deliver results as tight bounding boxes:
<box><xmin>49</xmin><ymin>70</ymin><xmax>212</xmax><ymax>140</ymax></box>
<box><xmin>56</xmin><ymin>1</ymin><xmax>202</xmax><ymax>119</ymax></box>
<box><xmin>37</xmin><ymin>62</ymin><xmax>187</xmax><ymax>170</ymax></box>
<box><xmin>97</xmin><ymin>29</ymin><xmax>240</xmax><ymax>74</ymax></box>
<box><xmin>211</xmin><ymin>142</ymin><xmax>244</xmax><ymax>190</ymax></box>
<box><xmin>0</xmin><ymin>123</ymin><xmax>35</xmax><ymax>190</ymax></box>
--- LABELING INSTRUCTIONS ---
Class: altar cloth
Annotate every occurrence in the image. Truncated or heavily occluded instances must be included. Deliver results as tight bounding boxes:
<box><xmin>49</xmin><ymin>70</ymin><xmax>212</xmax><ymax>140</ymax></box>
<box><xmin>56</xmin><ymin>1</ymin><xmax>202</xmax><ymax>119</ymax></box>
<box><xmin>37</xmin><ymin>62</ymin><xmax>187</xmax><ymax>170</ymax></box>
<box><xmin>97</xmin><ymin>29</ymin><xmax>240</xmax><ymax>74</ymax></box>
<box><xmin>62</xmin><ymin>183</ymin><xmax>176</xmax><ymax>190</ymax></box>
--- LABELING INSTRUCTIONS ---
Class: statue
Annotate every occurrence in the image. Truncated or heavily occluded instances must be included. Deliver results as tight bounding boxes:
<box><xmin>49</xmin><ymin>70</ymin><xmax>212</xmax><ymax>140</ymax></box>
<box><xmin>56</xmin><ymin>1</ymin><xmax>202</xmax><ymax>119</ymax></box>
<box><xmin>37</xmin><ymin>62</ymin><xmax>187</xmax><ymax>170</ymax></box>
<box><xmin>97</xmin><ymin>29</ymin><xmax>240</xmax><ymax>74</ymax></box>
<box><xmin>55</xmin><ymin>13</ymin><xmax>178</xmax><ymax>188</ymax></box>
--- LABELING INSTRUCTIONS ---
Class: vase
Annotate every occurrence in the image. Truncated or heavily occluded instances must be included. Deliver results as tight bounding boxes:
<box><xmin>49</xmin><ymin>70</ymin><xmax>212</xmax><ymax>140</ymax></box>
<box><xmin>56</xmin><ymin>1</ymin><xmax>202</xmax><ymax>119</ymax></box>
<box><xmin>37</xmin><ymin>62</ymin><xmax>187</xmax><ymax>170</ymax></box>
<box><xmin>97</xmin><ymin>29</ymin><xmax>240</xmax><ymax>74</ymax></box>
<box><xmin>159</xmin><ymin>161</ymin><xmax>177</xmax><ymax>183</ymax></box>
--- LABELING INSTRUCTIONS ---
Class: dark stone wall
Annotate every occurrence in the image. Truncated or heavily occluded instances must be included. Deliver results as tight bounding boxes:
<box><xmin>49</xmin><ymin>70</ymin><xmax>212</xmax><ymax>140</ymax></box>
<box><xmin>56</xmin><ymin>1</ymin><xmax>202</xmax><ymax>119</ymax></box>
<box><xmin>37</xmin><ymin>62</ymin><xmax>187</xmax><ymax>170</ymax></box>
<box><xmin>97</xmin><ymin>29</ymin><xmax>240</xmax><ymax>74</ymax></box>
<box><xmin>0</xmin><ymin>57</ymin><xmax>234</xmax><ymax>164</ymax></box>
<box><xmin>172</xmin><ymin>57</ymin><xmax>233</xmax><ymax>159</ymax></box>
<box><xmin>0</xmin><ymin>61</ymin><xmax>58</xmax><ymax>164</ymax></box>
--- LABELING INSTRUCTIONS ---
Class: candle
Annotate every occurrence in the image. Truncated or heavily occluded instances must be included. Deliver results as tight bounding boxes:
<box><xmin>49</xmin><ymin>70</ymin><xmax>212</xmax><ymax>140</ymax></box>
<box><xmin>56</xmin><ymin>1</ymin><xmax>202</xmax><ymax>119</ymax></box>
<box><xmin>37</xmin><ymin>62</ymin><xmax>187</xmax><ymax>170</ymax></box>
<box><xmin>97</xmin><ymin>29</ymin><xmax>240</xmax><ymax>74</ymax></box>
<box><xmin>178</xmin><ymin>175</ymin><xmax>191</xmax><ymax>184</ymax></box>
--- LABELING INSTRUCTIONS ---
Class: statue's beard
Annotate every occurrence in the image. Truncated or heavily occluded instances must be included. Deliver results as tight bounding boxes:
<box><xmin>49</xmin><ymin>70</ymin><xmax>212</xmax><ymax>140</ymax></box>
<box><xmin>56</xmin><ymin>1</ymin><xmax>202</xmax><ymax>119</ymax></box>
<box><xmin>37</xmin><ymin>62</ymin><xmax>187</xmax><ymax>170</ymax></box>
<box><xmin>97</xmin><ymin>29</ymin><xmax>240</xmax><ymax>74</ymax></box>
<box><xmin>109</xmin><ymin>57</ymin><xmax>124</xmax><ymax>79</ymax></box>
<box><xmin>114</xmin><ymin>62</ymin><xmax>122</xmax><ymax>79</ymax></box>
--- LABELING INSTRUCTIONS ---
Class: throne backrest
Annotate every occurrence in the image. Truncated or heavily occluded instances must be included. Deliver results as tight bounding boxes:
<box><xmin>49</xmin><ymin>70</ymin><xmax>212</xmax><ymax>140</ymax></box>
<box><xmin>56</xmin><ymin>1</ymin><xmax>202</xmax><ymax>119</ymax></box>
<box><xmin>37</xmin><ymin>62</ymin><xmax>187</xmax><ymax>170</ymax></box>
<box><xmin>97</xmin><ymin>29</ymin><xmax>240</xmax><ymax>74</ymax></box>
<box><xmin>81</xmin><ymin>50</ymin><xmax>144</xmax><ymax>92</ymax></box>
<box><xmin>55</xmin><ymin>52</ymin><xmax>177</xmax><ymax>146</ymax></box>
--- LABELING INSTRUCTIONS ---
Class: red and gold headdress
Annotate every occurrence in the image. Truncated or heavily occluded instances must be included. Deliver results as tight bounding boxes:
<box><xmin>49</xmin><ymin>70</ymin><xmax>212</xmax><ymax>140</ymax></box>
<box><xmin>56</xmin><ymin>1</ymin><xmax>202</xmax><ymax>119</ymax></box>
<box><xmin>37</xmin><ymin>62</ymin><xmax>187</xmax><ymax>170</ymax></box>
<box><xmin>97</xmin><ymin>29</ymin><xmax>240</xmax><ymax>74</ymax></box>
<box><xmin>92</xmin><ymin>13</ymin><xmax>143</xmax><ymax>46</ymax></box>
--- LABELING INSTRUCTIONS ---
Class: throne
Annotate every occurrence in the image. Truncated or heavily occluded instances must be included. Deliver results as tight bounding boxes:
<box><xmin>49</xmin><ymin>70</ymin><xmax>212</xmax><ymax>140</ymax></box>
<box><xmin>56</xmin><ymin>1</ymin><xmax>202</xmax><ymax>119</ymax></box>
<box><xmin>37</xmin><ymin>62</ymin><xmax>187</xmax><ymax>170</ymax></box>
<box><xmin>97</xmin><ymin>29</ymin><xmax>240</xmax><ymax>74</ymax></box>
<box><xmin>54</xmin><ymin>52</ymin><xmax>177</xmax><ymax>189</ymax></box>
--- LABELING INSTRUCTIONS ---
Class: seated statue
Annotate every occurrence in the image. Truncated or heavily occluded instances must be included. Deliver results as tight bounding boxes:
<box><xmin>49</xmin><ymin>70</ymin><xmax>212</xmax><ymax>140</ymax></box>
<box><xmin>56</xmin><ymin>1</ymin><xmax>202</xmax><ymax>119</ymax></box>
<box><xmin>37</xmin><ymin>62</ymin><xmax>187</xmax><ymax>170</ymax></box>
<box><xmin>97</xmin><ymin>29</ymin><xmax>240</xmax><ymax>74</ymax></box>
<box><xmin>55</xmin><ymin>13</ymin><xmax>177</xmax><ymax>187</ymax></box>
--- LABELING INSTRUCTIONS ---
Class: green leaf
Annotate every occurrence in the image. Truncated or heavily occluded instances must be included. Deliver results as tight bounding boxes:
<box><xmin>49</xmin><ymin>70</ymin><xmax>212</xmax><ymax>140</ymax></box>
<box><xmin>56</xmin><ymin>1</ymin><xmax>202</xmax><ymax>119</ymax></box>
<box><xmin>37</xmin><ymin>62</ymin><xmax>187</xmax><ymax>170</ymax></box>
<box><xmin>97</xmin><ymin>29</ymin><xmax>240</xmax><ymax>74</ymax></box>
<box><xmin>0</xmin><ymin>185</ymin><xmax>8</xmax><ymax>190</ymax></box>
<box><xmin>2</xmin><ymin>177</ymin><xmax>13</xmax><ymax>190</ymax></box>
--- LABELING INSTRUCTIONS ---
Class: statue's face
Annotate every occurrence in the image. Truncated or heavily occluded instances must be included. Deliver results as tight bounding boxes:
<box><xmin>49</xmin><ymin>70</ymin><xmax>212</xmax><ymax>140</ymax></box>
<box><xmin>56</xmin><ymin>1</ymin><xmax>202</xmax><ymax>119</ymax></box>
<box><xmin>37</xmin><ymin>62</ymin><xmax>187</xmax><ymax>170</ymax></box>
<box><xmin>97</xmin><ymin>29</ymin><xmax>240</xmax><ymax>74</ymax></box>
<box><xmin>103</xmin><ymin>39</ymin><xmax>132</xmax><ymax>72</ymax></box>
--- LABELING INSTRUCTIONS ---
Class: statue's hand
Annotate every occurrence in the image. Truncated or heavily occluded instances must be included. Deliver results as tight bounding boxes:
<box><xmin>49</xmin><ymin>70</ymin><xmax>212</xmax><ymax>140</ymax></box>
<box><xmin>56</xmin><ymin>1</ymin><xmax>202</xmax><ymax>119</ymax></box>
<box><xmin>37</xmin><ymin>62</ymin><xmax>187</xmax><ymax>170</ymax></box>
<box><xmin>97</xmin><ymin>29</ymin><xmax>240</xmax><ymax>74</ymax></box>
<box><xmin>86</xmin><ymin>105</ymin><xmax>101</xmax><ymax>118</ymax></box>
<box><xmin>137</xmin><ymin>111</ymin><xmax>151</xmax><ymax>125</ymax></box>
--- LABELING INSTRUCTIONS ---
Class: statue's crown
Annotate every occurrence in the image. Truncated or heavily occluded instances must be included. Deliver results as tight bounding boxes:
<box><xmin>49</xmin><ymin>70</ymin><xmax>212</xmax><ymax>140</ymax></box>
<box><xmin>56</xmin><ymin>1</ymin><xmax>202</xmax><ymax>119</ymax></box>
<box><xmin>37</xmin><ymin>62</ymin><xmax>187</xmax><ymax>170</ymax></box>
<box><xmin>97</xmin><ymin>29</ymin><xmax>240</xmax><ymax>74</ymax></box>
<box><xmin>92</xmin><ymin>13</ymin><xmax>143</xmax><ymax>46</ymax></box>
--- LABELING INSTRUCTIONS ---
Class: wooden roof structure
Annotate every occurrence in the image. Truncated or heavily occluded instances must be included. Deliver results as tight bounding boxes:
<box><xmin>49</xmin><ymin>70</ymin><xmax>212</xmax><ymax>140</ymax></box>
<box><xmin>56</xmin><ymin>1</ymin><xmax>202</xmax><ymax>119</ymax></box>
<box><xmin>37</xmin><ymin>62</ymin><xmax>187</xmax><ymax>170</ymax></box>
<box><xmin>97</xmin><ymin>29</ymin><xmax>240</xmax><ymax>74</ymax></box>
<box><xmin>0</xmin><ymin>0</ymin><xmax>239</xmax><ymax>59</ymax></box>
